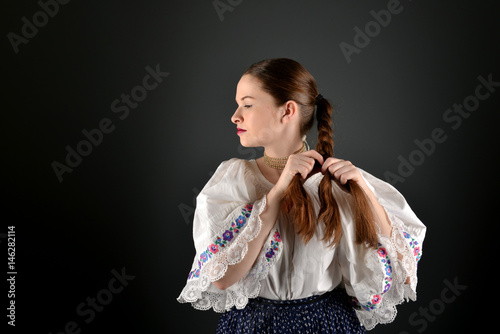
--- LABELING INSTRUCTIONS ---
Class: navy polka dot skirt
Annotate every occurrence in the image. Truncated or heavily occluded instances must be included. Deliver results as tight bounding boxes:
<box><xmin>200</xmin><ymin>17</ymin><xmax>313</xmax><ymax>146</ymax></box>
<box><xmin>216</xmin><ymin>288</ymin><xmax>366</xmax><ymax>333</ymax></box>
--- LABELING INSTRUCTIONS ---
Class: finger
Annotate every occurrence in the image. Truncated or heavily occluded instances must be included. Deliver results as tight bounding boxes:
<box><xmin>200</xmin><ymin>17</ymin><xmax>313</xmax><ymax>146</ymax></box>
<box><xmin>337</xmin><ymin>169</ymin><xmax>358</xmax><ymax>184</ymax></box>
<box><xmin>300</xmin><ymin>150</ymin><xmax>324</xmax><ymax>165</ymax></box>
<box><xmin>290</xmin><ymin>154</ymin><xmax>319</xmax><ymax>172</ymax></box>
<box><xmin>289</xmin><ymin>154</ymin><xmax>316</xmax><ymax>169</ymax></box>
<box><xmin>295</xmin><ymin>159</ymin><xmax>316</xmax><ymax>179</ymax></box>
<box><xmin>295</xmin><ymin>159</ymin><xmax>314</xmax><ymax>171</ymax></box>
<box><xmin>284</xmin><ymin>157</ymin><xmax>311</xmax><ymax>178</ymax></box>
<box><xmin>331</xmin><ymin>163</ymin><xmax>355</xmax><ymax>177</ymax></box>
<box><xmin>327</xmin><ymin>160</ymin><xmax>353</xmax><ymax>177</ymax></box>
<box><xmin>324</xmin><ymin>160</ymin><xmax>351</xmax><ymax>176</ymax></box>
<box><xmin>321</xmin><ymin>157</ymin><xmax>344</xmax><ymax>173</ymax></box>
<box><xmin>324</xmin><ymin>157</ymin><xmax>344</xmax><ymax>164</ymax></box>
<box><xmin>330</xmin><ymin>164</ymin><xmax>356</xmax><ymax>184</ymax></box>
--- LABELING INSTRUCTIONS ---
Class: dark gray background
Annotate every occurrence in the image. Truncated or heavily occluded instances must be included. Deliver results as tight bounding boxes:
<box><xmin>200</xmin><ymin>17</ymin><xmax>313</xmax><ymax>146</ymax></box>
<box><xmin>2</xmin><ymin>0</ymin><xmax>498</xmax><ymax>333</ymax></box>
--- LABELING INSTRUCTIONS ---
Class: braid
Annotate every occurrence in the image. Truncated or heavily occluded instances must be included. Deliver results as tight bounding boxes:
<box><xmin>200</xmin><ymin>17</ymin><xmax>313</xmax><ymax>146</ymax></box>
<box><xmin>316</xmin><ymin>97</ymin><xmax>377</xmax><ymax>248</ymax></box>
<box><xmin>315</xmin><ymin>98</ymin><xmax>333</xmax><ymax>157</ymax></box>
<box><xmin>315</xmin><ymin>98</ymin><xmax>342</xmax><ymax>247</ymax></box>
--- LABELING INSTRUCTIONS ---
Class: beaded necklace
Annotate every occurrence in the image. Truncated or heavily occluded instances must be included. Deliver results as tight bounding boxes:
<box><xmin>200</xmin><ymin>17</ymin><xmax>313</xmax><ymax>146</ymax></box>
<box><xmin>263</xmin><ymin>141</ymin><xmax>307</xmax><ymax>170</ymax></box>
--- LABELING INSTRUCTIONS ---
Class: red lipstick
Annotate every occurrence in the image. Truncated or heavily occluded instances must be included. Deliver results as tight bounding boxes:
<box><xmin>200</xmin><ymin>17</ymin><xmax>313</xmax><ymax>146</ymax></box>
<box><xmin>237</xmin><ymin>128</ymin><xmax>247</xmax><ymax>135</ymax></box>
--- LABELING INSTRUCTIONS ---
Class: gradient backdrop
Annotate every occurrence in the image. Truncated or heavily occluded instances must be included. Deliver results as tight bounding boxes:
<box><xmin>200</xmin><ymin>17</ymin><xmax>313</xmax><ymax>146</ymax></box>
<box><xmin>2</xmin><ymin>0</ymin><xmax>499</xmax><ymax>333</ymax></box>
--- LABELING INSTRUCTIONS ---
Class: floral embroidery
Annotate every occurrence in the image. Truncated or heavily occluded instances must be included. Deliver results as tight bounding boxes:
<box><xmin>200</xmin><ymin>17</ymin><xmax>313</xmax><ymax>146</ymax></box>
<box><xmin>209</xmin><ymin>243</ymin><xmax>219</xmax><ymax>254</ymax></box>
<box><xmin>351</xmin><ymin>229</ymin><xmax>423</xmax><ymax>311</ymax></box>
<box><xmin>265</xmin><ymin>230</ymin><xmax>281</xmax><ymax>262</ymax></box>
<box><xmin>235</xmin><ymin>216</ymin><xmax>246</xmax><ymax>228</ymax></box>
<box><xmin>188</xmin><ymin>268</ymin><xmax>200</xmax><ymax>280</ymax></box>
<box><xmin>223</xmin><ymin>230</ymin><xmax>234</xmax><ymax>241</ymax></box>
<box><xmin>377</xmin><ymin>248</ymin><xmax>387</xmax><ymax>257</ymax></box>
<box><xmin>265</xmin><ymin>248</ymin><xmax>275</xmax><ymax>259</ymax></box>
<box><xmin>414</xmin><ymin>247</ymin><xmax>421</xmax><ymax>257</ymax></box>
<box><xmin>200</xmin><ymin>252</ymin><xmax>208</xmax><ymax>263</ymax></box>
<box><xmin>187</xmin><ymin>204</ymin><xmax>253</xmax><ymax>280</ymax></box>
<box><xmin>351</xmin><ymin>242</ymin><xmax>392</xmax><ymax>311</ymax></box>
<box><xmin>403</xmin><ymin>230</ymin><xmax>422</xmax><ymax>263</ymax></box>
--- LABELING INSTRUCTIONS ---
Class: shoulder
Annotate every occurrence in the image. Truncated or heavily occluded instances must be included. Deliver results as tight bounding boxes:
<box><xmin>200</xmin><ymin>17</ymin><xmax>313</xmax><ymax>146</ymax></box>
<box><xmin>212</xmin><ymin>157</ymin><xmax>253</xmax><ymax>179</ymax></box>
<box><xmin>217</xmin><ymin>157</ymin><xmax>251</xmax><ymax>171</ymax></box>
<box><xmin>200</xmin><ymin>157</ymin><xmax>263</xmax><ymax>204</ymax></box>
<box><xmin>204</xmin><ymin>158</ymin><xmax>255</xmax><ymax>190</ymax></box>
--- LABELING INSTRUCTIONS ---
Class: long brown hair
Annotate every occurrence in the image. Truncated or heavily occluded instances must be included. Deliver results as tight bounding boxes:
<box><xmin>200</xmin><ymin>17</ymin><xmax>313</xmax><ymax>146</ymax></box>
<box><xmin>244</xmin><ymin>58</ymin><xmax>378</xmax><ymax>248</ymax></box>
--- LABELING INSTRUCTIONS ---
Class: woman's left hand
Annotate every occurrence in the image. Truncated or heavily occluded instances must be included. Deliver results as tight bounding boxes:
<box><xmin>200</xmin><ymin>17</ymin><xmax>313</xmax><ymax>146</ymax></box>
<box><xmin>321</xmin><ymin>157</ymin><xmax>367</xmax><ymax>189</ymax></box>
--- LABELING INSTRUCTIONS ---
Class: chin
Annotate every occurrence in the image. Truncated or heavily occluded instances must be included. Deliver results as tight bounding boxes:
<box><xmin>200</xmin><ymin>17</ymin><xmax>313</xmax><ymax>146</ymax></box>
<box><xmin>238</xmin><ymin>138</ymin><xmax>260</xmax><ymax>148</ymax></box>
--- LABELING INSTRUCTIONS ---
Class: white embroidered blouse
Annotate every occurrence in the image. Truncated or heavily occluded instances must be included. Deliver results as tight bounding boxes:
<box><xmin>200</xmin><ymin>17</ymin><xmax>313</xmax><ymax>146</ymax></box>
<box><xmin>177</xmin><ymin>158</ymin><xmax>426</xmax><ymax>330</ymax></box>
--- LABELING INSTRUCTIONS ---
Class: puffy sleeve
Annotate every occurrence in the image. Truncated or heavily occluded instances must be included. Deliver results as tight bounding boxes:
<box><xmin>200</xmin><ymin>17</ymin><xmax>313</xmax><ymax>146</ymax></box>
<box><xmin>176</xmin><ymin>158</ymin><xmax>283</xmax><ymax>312</ymax></box>
<box><xmin>337</xmin><ymin>168</ymin><xmax>426</xmax><ymax>330</ymax></box>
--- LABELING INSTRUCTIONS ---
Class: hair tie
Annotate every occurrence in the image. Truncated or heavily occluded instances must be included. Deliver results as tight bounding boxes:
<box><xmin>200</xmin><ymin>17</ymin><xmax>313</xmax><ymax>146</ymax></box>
<box><xmin>315</xmin><ymin>94</ymin><xmax>323</xmax><ymax>105</ymax></box>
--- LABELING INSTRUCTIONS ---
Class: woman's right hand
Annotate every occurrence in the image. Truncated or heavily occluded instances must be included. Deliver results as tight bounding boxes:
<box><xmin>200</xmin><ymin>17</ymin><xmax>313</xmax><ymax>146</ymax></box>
<box><xmin>274</xmin><ymin>150</ymin><xmax>324</xmax><ymax>196</ymax></box>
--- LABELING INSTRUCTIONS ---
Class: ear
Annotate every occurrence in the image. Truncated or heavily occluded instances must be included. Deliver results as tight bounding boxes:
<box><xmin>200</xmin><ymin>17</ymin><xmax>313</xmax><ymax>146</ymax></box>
<box><xmin>281</xmin><ymin>100</ymin><xmax>300</xmax><ymax>124</ymax></box>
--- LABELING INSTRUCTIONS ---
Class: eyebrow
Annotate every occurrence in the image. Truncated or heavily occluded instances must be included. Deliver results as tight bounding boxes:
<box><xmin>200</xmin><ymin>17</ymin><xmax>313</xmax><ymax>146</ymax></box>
<box><xmin>239</xmin><ymin>96</ymin><xmax>255</xmax><ymax>101</ymax></box>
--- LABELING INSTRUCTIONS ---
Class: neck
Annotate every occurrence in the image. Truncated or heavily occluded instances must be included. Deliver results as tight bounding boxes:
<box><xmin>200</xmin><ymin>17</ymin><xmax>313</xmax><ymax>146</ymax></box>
<box><xmin>263</xmin><ymin>139</ymin><xmax>306</xmax><ymax>171</ymax></box>
<box><xmin>263</xmin><ymin>139</ymin><xmax>304</xmax><ymax>158</ymax></box>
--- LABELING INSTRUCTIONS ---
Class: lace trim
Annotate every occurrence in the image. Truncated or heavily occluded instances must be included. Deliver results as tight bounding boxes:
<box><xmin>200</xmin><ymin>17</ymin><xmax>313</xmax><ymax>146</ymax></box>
<box><xmin>350</xmin><ymin>243</ymin><xmax>393</xmax><ymax>311</ymax></box>
<box><xmin>177</xmin><ymin>195</ymin><xmax>283</xmax><ymax>312</ymax></box>
<box><xmin>187</xmin><ymin>204</ymin><xmax>254</xmax><ymax>281</ymax></box>
<box><xmin>349</xmin><ymin>211</ymin><xmax>423</xmax><ymax>330</ymax></box>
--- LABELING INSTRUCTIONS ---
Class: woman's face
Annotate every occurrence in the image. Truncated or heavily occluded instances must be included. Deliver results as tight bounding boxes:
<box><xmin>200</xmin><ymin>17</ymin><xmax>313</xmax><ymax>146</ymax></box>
<box><xmin>231</xmin><ymin>74</ymin><xmax>283</xmax><ymax>148</ymax></box>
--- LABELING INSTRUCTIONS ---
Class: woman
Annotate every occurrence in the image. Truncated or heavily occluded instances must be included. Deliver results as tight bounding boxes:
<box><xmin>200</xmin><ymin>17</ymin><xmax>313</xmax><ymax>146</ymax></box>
<box><xmin>177</xmin><ymin>58</ymin><xmax>426</xmax><ymax>333</ymax></box>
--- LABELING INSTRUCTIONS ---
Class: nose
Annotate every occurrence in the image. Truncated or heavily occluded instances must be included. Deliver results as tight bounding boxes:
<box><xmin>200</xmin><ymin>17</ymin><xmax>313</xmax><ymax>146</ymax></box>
<box><xmin>231</xmin><ymin>107</ymin><xmax>242</xmax><ymax>124</ymax></box>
